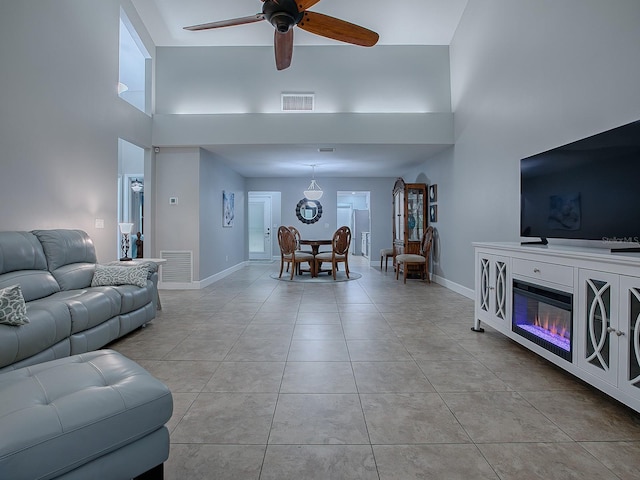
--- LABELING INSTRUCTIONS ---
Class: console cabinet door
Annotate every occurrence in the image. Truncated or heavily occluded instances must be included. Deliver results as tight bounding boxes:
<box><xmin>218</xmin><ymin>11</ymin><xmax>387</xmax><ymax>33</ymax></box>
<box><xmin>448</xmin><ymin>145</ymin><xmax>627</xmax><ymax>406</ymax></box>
<box><xmin>618</xmin><ymin>275</ymin><xmax>640</xmax><ymax>397</ymax></box>
<box><xmin>577</xmin><ymin>269</ymin><xmax>619</xmax><ymax>386</ymax></box>
<box><xmin>476</xmin><ymin>253</ymin><xmax>510</xmax><ymax>330</ymax></box>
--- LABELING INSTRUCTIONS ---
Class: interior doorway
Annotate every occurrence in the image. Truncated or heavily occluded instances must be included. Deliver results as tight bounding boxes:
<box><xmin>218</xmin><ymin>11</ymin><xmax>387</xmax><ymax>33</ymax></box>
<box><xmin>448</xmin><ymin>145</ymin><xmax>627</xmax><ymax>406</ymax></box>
<box><xmin>248</xmin><ymin>193</ymin><xmax>273</xmax><ymax>261</ymax></box>
<box><xmin>118</xmin><ymin>139</ymin><xmax>144</xmax><ymax>257</ymax></box>
<box><xmin>337</xmin><ymin>191</ymin><xmax>371</xmax><ymax>258</ymax></box>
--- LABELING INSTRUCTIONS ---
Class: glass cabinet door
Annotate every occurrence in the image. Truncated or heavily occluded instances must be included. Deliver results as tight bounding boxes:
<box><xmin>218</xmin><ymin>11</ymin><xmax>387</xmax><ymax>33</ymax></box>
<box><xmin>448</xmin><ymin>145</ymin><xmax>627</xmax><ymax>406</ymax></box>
<box><xmin>407</xmin><ymin>187</ymin><xmax>424</xmax><ymax>241</ymax></box>
<box><xmin>395</xmin><ymin>189</ymin><xmax>404</xmax><ymax>243</ymax></box>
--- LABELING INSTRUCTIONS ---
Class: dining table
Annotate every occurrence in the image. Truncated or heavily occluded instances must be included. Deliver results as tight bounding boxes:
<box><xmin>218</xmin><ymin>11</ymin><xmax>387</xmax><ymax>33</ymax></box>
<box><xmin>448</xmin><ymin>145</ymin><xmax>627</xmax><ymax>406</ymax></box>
<box><xmin>299</xmin><ymin>238</ymin><xmax>332</xmax><ymax>256</ymax></box>
<box><xmin>299</xmin><ymin>239</ymin><xmax>333</xmax><ymax>277</ymax></box>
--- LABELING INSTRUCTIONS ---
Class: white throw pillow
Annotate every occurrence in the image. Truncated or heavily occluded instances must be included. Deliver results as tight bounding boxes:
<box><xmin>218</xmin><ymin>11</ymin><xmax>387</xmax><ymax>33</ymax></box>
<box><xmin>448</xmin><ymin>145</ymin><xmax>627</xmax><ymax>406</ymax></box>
<box><xmin>0</xmin><ymin>284</ymin><xmax>29</xmax><ymax>326</ymax></box>
<box><xmin>91</xmin><ymin>264</ymin><xmax>149</xmax><ymax>288</ymax></box>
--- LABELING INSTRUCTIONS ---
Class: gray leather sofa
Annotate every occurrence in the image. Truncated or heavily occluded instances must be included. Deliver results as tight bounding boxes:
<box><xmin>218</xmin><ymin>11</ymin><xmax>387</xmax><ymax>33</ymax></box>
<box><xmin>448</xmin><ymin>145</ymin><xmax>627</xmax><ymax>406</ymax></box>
<box><xmin>0</xmin><ymin>229</ymin><xmax>158</xmax><ymax>372</ymax></box>
<box><xmin>0</xmin><ymin>231</ymin><xmax>171</xmax><ymax>478</ymax></box>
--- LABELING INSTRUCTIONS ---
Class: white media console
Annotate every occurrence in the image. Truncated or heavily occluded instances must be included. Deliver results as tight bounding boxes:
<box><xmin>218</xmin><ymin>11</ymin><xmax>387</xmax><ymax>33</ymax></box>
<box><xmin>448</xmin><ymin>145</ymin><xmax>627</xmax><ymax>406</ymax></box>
<box><xmin>473</xmin><ymin>242</ymin><xmax>640</xmax><ymax>413</ymax></box>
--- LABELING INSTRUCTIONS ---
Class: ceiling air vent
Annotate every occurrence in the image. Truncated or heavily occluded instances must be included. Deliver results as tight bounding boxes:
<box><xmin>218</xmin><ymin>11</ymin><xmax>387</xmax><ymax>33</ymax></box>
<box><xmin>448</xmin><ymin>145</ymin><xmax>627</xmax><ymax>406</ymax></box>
<box><xmin>281</xmin><ymin>93</ymin><xmax>314</xmax><ymax>112</ymax></box>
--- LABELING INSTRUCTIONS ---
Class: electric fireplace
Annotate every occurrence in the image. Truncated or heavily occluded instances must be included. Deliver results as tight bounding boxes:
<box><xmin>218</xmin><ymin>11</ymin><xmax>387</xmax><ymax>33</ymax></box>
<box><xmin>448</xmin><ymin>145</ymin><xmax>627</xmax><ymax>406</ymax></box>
<box><xmin>512</xmin><ymin>280</ymin><xmax>573</xmax><ymax>361</ymax></box>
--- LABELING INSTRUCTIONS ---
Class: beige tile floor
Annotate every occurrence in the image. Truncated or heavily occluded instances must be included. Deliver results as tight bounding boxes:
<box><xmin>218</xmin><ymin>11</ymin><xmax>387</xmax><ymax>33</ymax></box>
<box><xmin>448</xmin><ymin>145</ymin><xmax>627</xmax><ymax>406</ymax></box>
<box><xmin>109</xmin><ymin>256</ymin><xmax>640</xmax><ymax>479</ymax></box>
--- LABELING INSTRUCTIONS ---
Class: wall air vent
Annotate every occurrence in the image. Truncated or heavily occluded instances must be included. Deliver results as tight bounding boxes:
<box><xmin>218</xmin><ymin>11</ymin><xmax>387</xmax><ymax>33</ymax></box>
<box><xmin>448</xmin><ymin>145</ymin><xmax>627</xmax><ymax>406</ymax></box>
<box><xmin>281</xmin><ymin>93</ymin><xmax>314</xmax><ymax>112</ymax></box>
<box><xmin>160</xmin><ymin>250</ymin><xmax>193</xmax><ymax>284</ymax></box>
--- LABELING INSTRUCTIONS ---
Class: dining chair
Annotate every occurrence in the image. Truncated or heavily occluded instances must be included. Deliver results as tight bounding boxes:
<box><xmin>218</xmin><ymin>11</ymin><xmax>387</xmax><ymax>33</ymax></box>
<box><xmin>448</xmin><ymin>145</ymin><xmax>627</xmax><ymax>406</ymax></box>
<box><xmin>380</xmin><ymin>247</ymin><xmax>394</xmax><ymax>271</ymax></box>
<box><xmin>288</xmin><ymin>226</ymin><xmax>313</xmax><ymax>253</ymax></box>
<box><xmin>395</xmin><ymin>226</ymin><xmax>434</xmax><ymax>284</ymax></box>
<box><xmin>314</xmin><ymin>226</ymin><xmax>351</xmax><ymax>280</ymax></box>
<box><xmin>285</xmin><ymin>226</ymin><xmax>300</xmax><ymax>273</ymax></box>
<box><xmin>277</xmin><ymin>226</ymin><xmax>314</xmax><ymax>279</ymax></box>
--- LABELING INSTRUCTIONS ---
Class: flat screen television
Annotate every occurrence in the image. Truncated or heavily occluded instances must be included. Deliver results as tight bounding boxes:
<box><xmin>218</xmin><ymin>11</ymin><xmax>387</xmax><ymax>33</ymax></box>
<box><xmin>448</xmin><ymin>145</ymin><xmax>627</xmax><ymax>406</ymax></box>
<box><xmin>520</xmin><ymin>119</ymin><xmax>640</xmax><ymax>249</ymax></box>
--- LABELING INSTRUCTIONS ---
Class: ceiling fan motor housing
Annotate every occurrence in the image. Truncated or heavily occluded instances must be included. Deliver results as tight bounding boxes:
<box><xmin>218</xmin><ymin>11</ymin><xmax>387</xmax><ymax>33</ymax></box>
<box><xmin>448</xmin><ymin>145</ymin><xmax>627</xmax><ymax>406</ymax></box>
<box><xmin>262</xmin><ymin>0</ymin><xmax>303</xmax><ymax>32</ymax></box>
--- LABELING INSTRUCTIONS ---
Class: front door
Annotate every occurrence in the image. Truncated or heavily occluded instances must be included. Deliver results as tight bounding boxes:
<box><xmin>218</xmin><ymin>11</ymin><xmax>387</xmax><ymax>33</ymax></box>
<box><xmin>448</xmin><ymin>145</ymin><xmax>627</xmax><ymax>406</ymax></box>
<box><xmin>249</xmin><ymin>193</ymin><xmax>273</xmax><ymax>260</ymax></box>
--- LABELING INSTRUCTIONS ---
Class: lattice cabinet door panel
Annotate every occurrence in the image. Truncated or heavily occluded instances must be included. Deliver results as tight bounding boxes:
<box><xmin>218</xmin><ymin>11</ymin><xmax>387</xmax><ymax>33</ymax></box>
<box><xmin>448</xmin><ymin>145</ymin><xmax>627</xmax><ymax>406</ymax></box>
<box><xmin>475</xmin><ymin>253</ymin><xmax>510</xmax><ymax>329</ymax></box>
<box><xmin>577</xmin><ymin>269</ymin><xmax>620</xmax><ymax>386</ymax></box>
<box><xmin>618</xmin><ymin>275</ymin><xmax>640</xmax><ymax>397</ymax></box>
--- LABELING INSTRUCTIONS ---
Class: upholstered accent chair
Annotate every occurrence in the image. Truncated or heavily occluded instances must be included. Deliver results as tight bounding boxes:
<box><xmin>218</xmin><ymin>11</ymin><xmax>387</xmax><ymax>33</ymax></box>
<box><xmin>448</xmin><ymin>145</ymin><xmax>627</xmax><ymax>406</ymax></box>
<box><xmin>314</xmin><ymin>226</ymin><xmax>351</xmax><ymax>280</ymax></box>
<box><xmin>277</xmin><ymin>226</ymin><xmax>314</xmax><ymax>279</ymax></box>
<box><xmin>395</xmin><ymin>226</ymin><xmax>434</xmax><ymax>284</ymax></box>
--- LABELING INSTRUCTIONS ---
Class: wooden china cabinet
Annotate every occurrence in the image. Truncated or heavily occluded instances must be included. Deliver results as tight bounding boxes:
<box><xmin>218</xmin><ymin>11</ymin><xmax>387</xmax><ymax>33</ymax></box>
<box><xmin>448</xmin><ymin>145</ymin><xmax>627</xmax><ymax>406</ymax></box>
<box><xmin>392</xmin><ymin>178</ymin><xmax>428</xmax><ymax>263</ymax></box>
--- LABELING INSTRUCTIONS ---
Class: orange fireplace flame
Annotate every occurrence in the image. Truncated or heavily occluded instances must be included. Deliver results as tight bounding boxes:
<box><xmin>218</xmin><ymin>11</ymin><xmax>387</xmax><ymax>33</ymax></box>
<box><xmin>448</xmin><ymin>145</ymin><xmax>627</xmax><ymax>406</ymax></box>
<box><xmin>534</xmin><ymin>313</ymin><xmax>569</xmax><ymax>339</ymax></box>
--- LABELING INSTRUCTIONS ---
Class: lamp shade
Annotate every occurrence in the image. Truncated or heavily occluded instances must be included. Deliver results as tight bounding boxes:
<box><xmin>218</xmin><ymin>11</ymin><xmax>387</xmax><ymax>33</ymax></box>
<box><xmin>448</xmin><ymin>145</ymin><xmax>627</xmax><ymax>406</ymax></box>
<box><xmin>119</xmin><ymin>223</ymin><xmax>134</xmax><ymax>234</ymax></box>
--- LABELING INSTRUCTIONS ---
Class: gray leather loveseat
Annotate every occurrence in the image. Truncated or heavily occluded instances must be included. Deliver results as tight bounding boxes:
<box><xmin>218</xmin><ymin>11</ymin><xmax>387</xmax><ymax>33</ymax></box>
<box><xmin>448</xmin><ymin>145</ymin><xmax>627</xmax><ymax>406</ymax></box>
<box><xmin>0</xmin><ymin>229</ymin><xmax>158</xmax><ymax>371</ymax></box>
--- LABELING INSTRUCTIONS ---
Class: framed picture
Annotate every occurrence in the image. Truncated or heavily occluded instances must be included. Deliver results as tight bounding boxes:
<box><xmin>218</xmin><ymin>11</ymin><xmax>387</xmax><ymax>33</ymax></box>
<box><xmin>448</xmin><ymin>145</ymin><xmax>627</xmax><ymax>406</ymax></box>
<box><xmin>429</xmin><ymin>184</ymin><xmax>438</xmax><ymax>203</ymax></box>
<box><xmin>429</xmin><ymin>205</ymin><xmax>438</xmax><ymax>223</ymax></box>
<box><xmin>222</xmin><ymin>190</ymin><xmax>234</xmax><ymax>227</ymax></box>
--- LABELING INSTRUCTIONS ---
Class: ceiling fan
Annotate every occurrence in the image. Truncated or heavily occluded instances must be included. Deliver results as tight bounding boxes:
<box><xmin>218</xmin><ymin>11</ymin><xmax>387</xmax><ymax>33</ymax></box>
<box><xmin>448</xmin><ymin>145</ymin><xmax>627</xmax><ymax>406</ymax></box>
<box><xmin>183</xmin><ymin>0</ymin><xmax>379</xmax><ymax>70</ymax></box>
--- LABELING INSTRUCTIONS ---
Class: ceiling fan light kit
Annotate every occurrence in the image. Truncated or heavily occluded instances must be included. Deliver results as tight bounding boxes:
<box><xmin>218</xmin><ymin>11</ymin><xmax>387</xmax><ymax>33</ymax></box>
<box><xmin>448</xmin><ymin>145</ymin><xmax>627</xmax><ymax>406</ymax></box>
<box><xmin>183</xmin><ymin>0</ymin><xmax>379</xmax><ymax>70</ymax></box>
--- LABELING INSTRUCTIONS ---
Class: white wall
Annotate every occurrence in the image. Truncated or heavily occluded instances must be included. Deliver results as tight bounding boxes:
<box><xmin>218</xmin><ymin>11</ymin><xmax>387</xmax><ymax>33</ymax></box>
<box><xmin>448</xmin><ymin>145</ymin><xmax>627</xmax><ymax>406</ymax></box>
<box><xmin>419</xmin><ymin>0</ymin><xmax>640</xmax><ymax>292</ymax></box>
<box><xmin>155</xmin><ymin>45</ymin><xmax>451</xmax><ymax>115</ymax></box>
<box><xmin>119</xmin><ymin>139</ymin><xmax>144</xmax><ymax>173</ymax></box>
<box><xmin>150</xmin><ymin>44</ymin><xmax>454</xmax><ymax>168</ymax></box>
<box><xmin>0</xmin><ymin>0</ymin><xmax>154</xmax><ymax>261</ymax></box>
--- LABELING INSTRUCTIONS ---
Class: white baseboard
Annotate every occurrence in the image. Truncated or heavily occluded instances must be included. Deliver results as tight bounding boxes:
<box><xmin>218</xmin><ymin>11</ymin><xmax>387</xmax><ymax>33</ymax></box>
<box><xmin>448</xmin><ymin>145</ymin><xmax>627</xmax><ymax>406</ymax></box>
<box><xmin>159</xmin><ymin>261</ymin><xmax>249</xmax><ymax>290</ymax></box>
<box><xmin>432</xmin><ymin>274</ymin><xmax>474</xmax><ymax>300</ymax></box>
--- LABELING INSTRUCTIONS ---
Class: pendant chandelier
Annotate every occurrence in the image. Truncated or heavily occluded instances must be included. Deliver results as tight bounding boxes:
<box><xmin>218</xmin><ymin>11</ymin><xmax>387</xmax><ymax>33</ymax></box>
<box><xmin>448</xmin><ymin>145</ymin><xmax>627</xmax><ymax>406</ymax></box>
<box><xmin>130</xmin><ymin>178</ymin><xmax>143</xmax><ymax>193</ymax></box>
<box><xmin>304</xmin><ymin>164</ymin><xmax>323</xmax><ymax>200</ymax></box>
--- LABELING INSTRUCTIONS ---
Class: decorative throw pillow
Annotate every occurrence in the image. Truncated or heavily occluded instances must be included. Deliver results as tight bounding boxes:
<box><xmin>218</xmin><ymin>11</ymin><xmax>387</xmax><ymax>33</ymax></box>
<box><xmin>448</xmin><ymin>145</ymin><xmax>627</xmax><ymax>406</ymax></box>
<box><xmin>91</xmin><ymin>264</ymin><xmax>149</xmax><ymax>288</ymax></box>
<box><xmin>0</xmin><ymin>284</ymin><xmax>29</xmax><ymax>326</ymax></box>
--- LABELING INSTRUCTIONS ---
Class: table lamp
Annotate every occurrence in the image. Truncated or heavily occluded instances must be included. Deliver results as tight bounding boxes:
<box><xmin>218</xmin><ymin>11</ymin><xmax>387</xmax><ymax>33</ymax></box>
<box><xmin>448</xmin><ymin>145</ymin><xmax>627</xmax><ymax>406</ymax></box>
<box><xmin>119</xmin><ymin>223</ymin><xmax>134</xmax><ymax>261</ymax></box>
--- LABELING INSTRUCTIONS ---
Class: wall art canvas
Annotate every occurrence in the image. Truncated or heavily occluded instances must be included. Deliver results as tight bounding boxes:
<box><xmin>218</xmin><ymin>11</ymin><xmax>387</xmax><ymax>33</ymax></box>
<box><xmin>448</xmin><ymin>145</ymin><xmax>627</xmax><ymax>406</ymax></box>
<box><xmin>429</xmin><ymin>184</ymin><xmax>438</xmax><ymax>202</ymax></box>
<box><xmin>430</xmin><ymin>204</ymin><xmax>438</xmax><ymax>223</ymax></box>
<box><xmin>223</xmin><ymin>190</ymin><xmax>235</xmax><ymax>227</ymax></box>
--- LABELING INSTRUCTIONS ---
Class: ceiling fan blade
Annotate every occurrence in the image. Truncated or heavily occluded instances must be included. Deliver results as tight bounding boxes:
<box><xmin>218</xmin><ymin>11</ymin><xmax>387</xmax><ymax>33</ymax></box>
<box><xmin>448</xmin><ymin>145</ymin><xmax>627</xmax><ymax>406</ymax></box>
<box><xmin>297</xmin><ymin>11</ymin><xmax>379</xmax><ymax>47</ymax></box>
<box><xmin>274</xmin><ymin>30</ymin><xmax>294</xmax><ymax>70</ymax></box>
<box><xmin>296</xmin><ymin>0</ymin><xmax>322</xmax><ymax>10</ymax></box>
<box><xmin>183</xmin><ymin>13</ymin><xmax>265</xmax><ymax>31</ymax></box>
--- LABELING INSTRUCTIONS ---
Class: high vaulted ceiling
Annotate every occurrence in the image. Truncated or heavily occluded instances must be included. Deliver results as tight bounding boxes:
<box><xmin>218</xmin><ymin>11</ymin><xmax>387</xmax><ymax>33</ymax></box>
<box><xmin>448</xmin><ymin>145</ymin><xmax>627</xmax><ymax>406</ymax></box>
<box><xmin>132</xmin><ymin>0</ymin><xmax>469</xmax><ymax>47</ymax></box>
<box><xmin>131</xmin><ymin>0</ymin><xmax>469</xmax><ymax>178</ymax></box>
